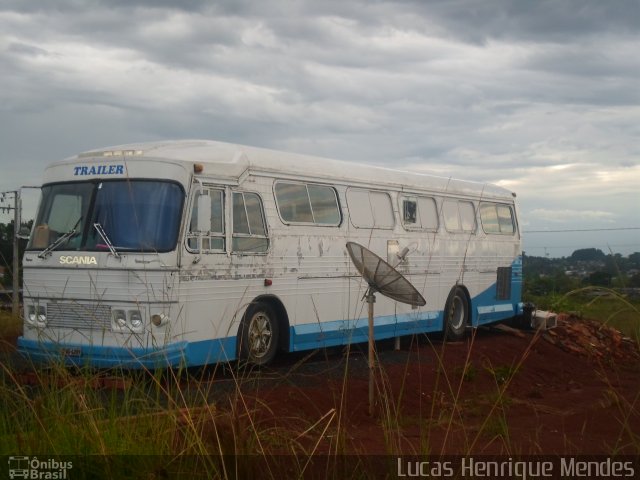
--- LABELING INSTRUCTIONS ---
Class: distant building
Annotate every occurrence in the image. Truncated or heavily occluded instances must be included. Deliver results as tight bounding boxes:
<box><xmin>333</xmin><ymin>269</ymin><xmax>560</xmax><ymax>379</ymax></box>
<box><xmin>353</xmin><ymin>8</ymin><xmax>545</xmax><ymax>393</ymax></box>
<box><xmin>565</xmin><ymin>269</ymin><xmax>589</xmax><ymax>279</ymax></box>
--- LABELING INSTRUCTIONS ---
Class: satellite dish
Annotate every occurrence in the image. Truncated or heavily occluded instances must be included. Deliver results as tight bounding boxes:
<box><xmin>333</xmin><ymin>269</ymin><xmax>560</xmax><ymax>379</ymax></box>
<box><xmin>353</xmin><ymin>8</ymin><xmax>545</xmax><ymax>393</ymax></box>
<box><xmin>346</xmin><ymin>242</ymin><xmax>426</xmax><ymax>306</ymax></box>
<box><xmin>346</xmin><ymin>241</ymin><xmax>426</xmax><ymax>416</ymax></box>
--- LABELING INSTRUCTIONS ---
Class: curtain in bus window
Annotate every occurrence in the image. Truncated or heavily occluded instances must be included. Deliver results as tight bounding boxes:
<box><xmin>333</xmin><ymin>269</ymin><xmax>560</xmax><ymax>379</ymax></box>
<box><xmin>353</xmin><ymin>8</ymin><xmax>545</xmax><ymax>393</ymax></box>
<box><xmin>418</xmin><ymin>197</ymin><xmax>438</xmax><ymax>230</ymax></box>
<box><xmin>369</xmin><ymin>192</ymin><xmax>394</xmax><ymax>228</ymax></box>
<box><xmin>347</xmin><ymin>189</ymin><xmax>393</xmax><ymax>229</ymax></box>
<box><xmin>442</xmin><ymin>200</ymin><xmax>460</xmax><ymax>231</ymax></box>
<box><xmin>91</xmin><ymin>181</ymin><xmax>182</xmax><ymax>252</ymax></box>
<box><xmin>459</xmin><ymin>201</ymin><xmax>476</xmax><ymax>232</ymax></box>
<box><xmin>346</xmin><ymin>189</ymin><xmax>374</xmax><ymax>228</ymax></box>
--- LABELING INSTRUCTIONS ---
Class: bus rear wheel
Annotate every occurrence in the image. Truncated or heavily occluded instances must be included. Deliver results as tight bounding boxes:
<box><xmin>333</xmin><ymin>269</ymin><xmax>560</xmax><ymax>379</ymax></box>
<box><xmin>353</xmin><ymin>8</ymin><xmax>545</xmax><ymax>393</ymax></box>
<box><xmin>239</xmin><ymin>302</ymin><xmax>279</xmax><ymax>365</ymax></box>
<box><xmin>444</xmin><ymin>287</ymin><xmax>468</xmax><ymax>341</ymax></box>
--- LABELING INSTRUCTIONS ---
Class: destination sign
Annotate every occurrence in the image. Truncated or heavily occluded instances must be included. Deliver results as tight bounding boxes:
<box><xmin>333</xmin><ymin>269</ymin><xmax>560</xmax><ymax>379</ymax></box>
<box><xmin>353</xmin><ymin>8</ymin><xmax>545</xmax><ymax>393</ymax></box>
<box><xmin>73</xmin><ymin>165</ymin><xmax>124</xmax><ymax>176</ymax></box>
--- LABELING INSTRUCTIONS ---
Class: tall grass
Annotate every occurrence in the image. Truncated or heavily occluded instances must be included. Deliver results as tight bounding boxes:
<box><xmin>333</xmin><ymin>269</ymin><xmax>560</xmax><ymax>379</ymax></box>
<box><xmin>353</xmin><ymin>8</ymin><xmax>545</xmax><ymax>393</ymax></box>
<box><xmin>527</xmin><ymin>286</ymin><xmax>640</xmax><ymax>341</ymax></box>
<box><xmin>0</xmin><ymin>309</ymin><xmax>21</xmax><ymax>339</ymax></box>
<box><xmin>1</xmin><ymin>298</ymin><xmax>639</xmax><ymax>478</ymax></box>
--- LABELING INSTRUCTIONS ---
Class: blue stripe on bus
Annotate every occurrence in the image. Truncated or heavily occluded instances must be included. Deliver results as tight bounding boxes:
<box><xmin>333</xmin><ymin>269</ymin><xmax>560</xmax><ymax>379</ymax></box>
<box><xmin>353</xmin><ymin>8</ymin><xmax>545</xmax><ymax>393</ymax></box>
<box><xmin>16</xmin><ymin>336</ymin><xmax>236</xmax><ymax>369</ymax></box>
<box><xmin>290</xmin><ymin>311</ymin><xmax>442</xmax><ymax>351</ymax></box>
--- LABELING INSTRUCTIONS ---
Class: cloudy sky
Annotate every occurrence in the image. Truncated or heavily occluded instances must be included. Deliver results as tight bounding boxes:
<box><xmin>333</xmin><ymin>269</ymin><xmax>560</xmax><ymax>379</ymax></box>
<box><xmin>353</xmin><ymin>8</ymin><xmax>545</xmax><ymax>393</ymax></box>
<box><xmin>1</xmin><ymin>0</ymin><xmax>638</xmax><ymax>257</ymax></box>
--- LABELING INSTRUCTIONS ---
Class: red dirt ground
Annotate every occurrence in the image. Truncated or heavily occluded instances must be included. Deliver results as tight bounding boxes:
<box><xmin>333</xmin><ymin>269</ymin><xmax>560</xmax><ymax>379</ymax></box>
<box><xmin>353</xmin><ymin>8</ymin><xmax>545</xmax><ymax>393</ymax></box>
<box><xmin>224</xmin><ymin>316</ymin><xmax>640</xmax><ymax>456</ymax></box>
<box><xmin>3</xmin><ymin>314</ymin><xmax>639</xmax><ymax>458</ymax></box>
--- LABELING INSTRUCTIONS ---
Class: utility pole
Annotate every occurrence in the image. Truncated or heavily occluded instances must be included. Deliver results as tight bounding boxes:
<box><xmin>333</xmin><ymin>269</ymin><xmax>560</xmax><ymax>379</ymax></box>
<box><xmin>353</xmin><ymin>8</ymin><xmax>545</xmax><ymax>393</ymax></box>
<box><xmin>1</xmin><ymin>190</ymin><xmax>21</xmax><ymax>317</ymax></box>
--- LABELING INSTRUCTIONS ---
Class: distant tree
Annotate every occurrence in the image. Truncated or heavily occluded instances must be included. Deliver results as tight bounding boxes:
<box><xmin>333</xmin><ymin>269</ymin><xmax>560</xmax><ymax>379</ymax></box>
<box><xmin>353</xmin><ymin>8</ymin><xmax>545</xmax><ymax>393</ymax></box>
<box><xmin>553</xmin><ymin>270</ymin><xmax>580</xmax><ymax>293</ymax></box>
<box><xmin>0</xmin><ymin>220</ymin><xmax>31</xmax><ymax>287</ymax></box>
<box><xmin>584</xmin><ymin>270</ymin><xmax>612</xmax><ymax>287</ymax></box>
<box><xmin>570</xmin><ymin>248</ymin><xmax>606</xmax><ymax>262</ymax></box>
<box><xmin>0</xmin><ymin>222</ymin><xmax>12</xmax><ymax>286</ymax></box>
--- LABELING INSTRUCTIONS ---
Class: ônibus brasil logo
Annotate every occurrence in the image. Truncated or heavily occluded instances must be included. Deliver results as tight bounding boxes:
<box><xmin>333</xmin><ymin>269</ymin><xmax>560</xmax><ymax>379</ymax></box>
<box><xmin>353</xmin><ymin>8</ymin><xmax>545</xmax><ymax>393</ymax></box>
<box><xmin>7</xmin><ymin>457</ymin><xmax>72</xmax><ymax>479</ymax></box>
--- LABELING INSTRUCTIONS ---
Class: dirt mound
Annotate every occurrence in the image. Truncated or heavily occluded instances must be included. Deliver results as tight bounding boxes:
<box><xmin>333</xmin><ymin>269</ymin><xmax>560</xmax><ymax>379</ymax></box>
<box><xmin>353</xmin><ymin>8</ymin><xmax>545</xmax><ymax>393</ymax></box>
<box><xmin>542</xmin><ymin>313</ymin><xmax>640</xmax><ymax>362</ymax></box>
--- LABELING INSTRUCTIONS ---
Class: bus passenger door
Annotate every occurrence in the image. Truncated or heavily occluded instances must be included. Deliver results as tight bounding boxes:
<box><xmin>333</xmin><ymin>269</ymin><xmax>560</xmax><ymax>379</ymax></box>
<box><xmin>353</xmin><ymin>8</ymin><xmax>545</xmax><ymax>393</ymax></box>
<box><xmin>181</xmin><ymin>185</ymin><xmax>236</xmax><ymax>347</ymax></box>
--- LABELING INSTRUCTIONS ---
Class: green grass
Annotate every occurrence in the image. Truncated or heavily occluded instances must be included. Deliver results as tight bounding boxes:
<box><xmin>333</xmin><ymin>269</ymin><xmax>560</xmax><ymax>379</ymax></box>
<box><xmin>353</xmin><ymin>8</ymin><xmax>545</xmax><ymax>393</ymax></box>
<box><xmin>0</xmin><ymin>361</ymin><xmax>326</xmax><ymax>478</ymax></box>
<box><xmin>0</xmin><ymin>296</ymin><xmax>638</xmax><ymax>477</ymax></box>
<box><xmin>526</xmin><ymin>287</ymin><xmax>640</xmax><ymax>342</ymax></box>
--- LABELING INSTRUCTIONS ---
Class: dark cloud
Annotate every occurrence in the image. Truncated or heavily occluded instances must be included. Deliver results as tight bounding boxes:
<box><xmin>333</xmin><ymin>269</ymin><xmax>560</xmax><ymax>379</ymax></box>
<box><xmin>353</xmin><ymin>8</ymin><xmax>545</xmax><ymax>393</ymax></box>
<box><xmin>399</xmin><ymin>0</ymin><xmax>640</xmax><ymax>43</ymax></box>
<box><xmin>0</xmin><ymin>0</ymin><xmax>638</xmax><ymax>255</ymax></box>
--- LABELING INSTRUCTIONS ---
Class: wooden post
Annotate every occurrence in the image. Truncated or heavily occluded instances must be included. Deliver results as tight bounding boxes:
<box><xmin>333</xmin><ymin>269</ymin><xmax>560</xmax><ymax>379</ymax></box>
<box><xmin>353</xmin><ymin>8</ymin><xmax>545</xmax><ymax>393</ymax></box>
<box><xmin>367</xmin><ymin>290</ymin><xmax>375</xmax><ymax>416</ymax></box>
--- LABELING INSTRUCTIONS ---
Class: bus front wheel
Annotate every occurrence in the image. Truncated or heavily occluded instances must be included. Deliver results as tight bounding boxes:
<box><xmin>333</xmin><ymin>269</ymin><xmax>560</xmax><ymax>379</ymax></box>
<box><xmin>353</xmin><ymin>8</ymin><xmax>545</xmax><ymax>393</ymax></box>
<box><xmin>239</xmin><ymin>302</ymin><xmax>279</xmax><ymax>365</ymax></box>
<box><xmin>444</xmin><ymin>287</ymin><xmax>468</xmax><ymax>341</ymax></box>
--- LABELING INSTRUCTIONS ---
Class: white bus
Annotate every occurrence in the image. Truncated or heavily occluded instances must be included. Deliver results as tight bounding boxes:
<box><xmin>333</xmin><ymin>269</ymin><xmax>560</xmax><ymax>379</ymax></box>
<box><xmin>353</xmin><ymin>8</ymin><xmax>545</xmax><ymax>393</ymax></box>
<box><xmin>18</xmin><ymin>140</ymin><xmax>523</xmax><ymax>368</ymax></box>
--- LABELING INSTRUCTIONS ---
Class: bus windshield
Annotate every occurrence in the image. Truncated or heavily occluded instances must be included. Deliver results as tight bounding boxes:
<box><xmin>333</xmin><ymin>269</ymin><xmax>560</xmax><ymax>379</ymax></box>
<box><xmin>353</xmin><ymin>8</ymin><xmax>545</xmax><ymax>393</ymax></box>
<box><xmin>28</xmin><ymin>180</ymin><xmax>184</xmax><ymax>253</ymax></box>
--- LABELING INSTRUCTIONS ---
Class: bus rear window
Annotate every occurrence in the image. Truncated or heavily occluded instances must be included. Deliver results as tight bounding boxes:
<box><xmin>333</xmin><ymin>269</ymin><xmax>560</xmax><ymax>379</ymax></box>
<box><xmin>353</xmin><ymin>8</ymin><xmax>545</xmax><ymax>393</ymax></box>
<box><xmin>480</xmin><ymin>203</ymin><xmax>516</xmax><ymax>235</ymax></box>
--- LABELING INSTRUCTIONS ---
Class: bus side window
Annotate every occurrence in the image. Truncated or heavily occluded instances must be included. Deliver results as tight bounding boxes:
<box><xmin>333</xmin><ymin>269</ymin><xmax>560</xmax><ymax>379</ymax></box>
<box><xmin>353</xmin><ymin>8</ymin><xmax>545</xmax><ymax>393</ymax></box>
<box><xmin>497</xmin><ymin>205</ymin><xmax>515</xmax><ymax>234</ymax></box>
<box><xmin>418</xmin><ymin>197</ymin><xmax>438</xmax><ymax>231</ymax></box>
<box><xmin>479</xmin><ymin>203</ymin><xmax>515</xmax><ymax>235</ymax></box>
<box><xmin>232</xmin><ymin>192</ymin><xmax>269</xmax><ymax>253</ymax></box>
<box><xmin>459</xmin><ymin>201</ymin><xmax>476</xmax><ymax>232</ymax></box>
<box><xmin>187</xmin><ymin>188</ymin><xmax>225</xmax><ymax>252</ymax></box>
<box><xmin>442</xmin><ymin>200</ymin><xmax>460</xmax><ymax>231</ymax></box>
<box><xmin>274</xmin><ymin>181</ymin><xmax>341</xmax><ymax>225</ymax></box>
<box><xmin>401</xmin><ymin>196</ymin><xmax>438</xmax><ymax>231</ymax></box>
<box><xmin>443</xmin><ymin>200</ymin><xmax>476</xmax><ymax>233</ymax></box>
<box><xmin>347</xmin><ymin>189</ymin><xmax>394</xmax><ymax>229</ymax></box>
<box><xmin>274</xmin><ymin>182</ymin><xmax>313</xmax><ymax>223</ymax></box>
<box><xmin>403</xmin><ymin>199</ymin><xmax>417</xmax><ymax>224</ymax></box>
<box><xmin>479</xmin><ymin>203</ymin><xmax>500</xmax><ymax>233</ymax></box>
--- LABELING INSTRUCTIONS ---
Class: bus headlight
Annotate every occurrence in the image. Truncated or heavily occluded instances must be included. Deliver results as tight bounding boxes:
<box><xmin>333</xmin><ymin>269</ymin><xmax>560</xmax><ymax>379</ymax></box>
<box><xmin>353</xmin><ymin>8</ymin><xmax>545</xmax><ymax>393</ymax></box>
<box><xmin>128</xmin><ymin>310</ymin><xmax>143</xmax><ymax>331</ymax></box>
<box><xmin>27</xmin><ymin>305</ymin><xmax>47</xmax><ymax>326</ymax></box>
<box><xmin>112</xmin><ymin>309</ymin><xmax>127</xmax><ymax>329</ymax></box>
<box><xmin>112</xmin><ymin>309</ymin><xmax>144</xmax><ymax>332</ymax></box>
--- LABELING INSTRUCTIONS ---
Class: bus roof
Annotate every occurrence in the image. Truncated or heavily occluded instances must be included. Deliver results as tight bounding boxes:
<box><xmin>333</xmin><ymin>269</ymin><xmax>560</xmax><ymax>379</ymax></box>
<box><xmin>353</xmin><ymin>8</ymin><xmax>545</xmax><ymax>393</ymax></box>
<box><xmin>60</xmin><ymin>139</ymin><xmax>514</xmax><ymax>200</ymax></box>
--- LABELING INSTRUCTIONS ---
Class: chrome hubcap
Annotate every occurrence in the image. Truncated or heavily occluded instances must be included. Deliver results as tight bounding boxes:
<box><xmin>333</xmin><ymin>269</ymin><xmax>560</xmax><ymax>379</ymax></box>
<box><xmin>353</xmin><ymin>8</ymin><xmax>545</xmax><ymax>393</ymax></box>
<box><xmin>248</xmin><ymin>312</ymin><xmax>272</xmax><ymax>358</ymax></box>
<box><xmin>450</xmin><ymin>296</ymin><xmax>465</xmax><ymax>330</ymax></box>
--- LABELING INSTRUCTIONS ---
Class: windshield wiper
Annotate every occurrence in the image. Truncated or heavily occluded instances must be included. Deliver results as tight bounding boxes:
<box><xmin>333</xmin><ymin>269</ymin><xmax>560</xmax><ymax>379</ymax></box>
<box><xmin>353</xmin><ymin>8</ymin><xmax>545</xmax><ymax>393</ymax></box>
<box><xmin>93</xmin><ymin>223</ymin><xmax>120</xmax><ymax>259</ymax></box>
<box><xmin>38</xmin><ymin>217</ymin><xmax>82</xmax><ymax>259</ymax></box>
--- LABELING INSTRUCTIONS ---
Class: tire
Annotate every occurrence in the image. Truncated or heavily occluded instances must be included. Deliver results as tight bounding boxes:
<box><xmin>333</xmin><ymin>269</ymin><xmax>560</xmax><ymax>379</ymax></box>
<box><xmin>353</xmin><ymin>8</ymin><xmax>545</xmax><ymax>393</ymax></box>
<box><xmin>239</xmin><ymin>302</ymin><xmax>279</xmax><ymax>365</ymax></box>
<box><xmin>444</xmin><ymin>287</ymin><xmax>469</xmax><ymax>341</ymax></box>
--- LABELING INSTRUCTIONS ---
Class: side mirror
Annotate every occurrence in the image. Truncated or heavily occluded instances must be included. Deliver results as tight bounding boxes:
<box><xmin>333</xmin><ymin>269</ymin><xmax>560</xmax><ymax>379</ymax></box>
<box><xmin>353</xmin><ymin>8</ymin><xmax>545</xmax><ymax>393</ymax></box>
<box><xmin>196</xmin><ymin>192</ymin><xmax>212</xmax><ymax>233</ymax></box>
